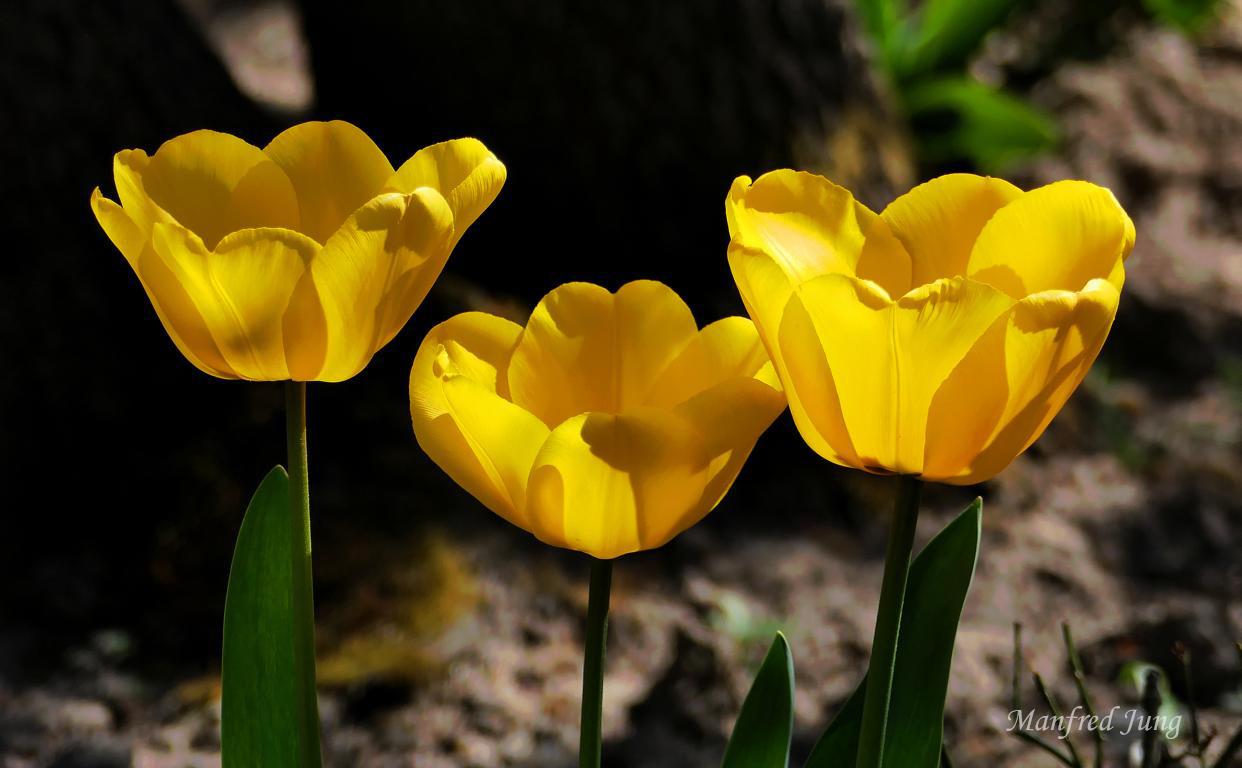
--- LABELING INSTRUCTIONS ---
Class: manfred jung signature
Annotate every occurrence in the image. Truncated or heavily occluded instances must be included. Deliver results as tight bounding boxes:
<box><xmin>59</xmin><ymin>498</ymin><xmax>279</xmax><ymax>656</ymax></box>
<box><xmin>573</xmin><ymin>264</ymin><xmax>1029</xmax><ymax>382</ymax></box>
<box><xmin>1008</xmin><ymin>706</ymin><xmax>1181</xmax><ymax>740</ymax></box>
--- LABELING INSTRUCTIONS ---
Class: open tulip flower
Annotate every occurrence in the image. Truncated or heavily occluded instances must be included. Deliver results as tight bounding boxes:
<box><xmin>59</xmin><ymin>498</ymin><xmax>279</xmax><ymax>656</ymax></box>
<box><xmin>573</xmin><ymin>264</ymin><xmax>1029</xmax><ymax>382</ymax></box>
<box><xmin>727</xmin><ymin>170</ymin><xmax>1135</xmax><ymax>485</ymax></box>
<box><xmin>726</xmin><ymin>169</ymin><xmax>1135</xmax><ymax>768</ymax></box>
<box><xmin>410</xmin><ymin>280</ymin><xmax>787</xmax><ymax>560</ymax></box>
<box><xmin>91</xmin><ymin>121</ymin><xmax>505</xmax><ymax>768</ymax></box>
<box><xmin>91</xmin><ymin>120</ymin><xmax>505</xmax><ymax>381</ymax></box>
<box><xmin>411</xmin><ymin>279</ymin><xmax>785</xmax><ymax>767</ymax></box>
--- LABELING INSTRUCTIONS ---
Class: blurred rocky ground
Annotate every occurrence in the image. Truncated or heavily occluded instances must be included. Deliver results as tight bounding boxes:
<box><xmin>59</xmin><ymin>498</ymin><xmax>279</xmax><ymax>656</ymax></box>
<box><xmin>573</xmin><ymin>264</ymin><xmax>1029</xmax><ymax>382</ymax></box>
<box><xmin>1</xmin><ymin>0</ymin><xmax>1240</xmax><ymax>766</ymax></box>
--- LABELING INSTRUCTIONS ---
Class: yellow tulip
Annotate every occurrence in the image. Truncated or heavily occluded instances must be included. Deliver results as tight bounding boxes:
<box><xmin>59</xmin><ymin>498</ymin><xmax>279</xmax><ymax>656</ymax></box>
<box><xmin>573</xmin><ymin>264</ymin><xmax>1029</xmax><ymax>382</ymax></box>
<box><xmin>727</xmin><ymin>171</ymin><xmax>1135</xmax><ymax>484</ymax></box>
<box><xmin>91</xmin><ymin>121</ymin><xmax>505</xmax><ymax>381</ymax></box>
<box><xmin>410</xmin><ymin>281</ymin><xmax>787</xmax><ymax>559</ymax></box>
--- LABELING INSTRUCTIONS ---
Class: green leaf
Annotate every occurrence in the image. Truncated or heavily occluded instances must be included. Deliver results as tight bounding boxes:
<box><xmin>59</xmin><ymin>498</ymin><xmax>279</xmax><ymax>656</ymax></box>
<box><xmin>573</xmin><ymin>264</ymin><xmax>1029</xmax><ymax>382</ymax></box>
<box><xmin>1141</xmin><ymin>0</ymin><xmax>1224</xmax><ymax>35</ymax></box>
<box><xmin>894</xmin><ymin>0</ymin><xmax>1029</xmax><ymax>78</ymax></box>
<box><xmin>805</xmin><ymin>498</ymin><xmax>983</xmax><ymax>768</ymax></box>
<box><xmin>904</xmin><ymin>78</ymin><xmax>1058</xmax><ymax>172</ymax></box>
<box><xmin>854</xmin><ymin>0</ymin><xmax>909</xmax><ymax>70</ymax></box>
<box><xmin>805</xmin><ymin>683</ymin><xmax>865</xmax><ymax>764</ymax></box>
<box><xmin>723</xmin><ymin>633</ymin><xmax>796</xmax><ymax>768</ymax></box>
<box><xmin>1119</xmin><ymin>662</ymin><xmax>1185</xmax><ymax>739</ymax></box>
<box><xmin>222</xmin><ymin>466</ymin><xmax>318</xmax><ymax>768</ymax></box>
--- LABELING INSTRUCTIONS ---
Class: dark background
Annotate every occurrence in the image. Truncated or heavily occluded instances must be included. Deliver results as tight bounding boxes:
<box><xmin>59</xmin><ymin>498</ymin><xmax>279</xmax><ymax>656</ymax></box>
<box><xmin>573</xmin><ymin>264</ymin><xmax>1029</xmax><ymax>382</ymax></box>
<box><xmin>0</xmin><ymin>0</ymin><xmax>890</xmax><ymax>661</ymax></box>
<box><xmin>1</xmin><ymin>1</ymin><xmax>1239</xmax><ymax>766</ymax></box>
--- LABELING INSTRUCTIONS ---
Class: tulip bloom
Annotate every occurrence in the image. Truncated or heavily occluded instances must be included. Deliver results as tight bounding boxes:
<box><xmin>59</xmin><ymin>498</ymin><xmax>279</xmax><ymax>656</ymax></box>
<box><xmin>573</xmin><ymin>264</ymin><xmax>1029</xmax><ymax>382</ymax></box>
<box><xmin>410</xmin><ymin>280</ymin><xmax>787</xmax><ymax>560</ymax></box>
<box><xmin>91</xmin><ymin>120</ymin><xmax>505</xmax><ymax>381</ymax></box>
<box><xmin>91</xmin><ymin>121</ymin><xmax>505</xmax><ymax>767</ymax></box>
<box><xmin>727</xmin><ymin>171</ymin><xmax>1135</xmax><ymax>484</ymax></box>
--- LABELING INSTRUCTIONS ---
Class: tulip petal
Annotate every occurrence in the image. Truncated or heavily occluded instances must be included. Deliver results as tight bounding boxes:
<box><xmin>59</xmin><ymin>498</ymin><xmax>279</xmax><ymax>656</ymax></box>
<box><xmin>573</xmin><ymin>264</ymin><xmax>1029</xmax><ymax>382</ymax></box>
<box><xmin>140</xmin><ymin>130</ymin><xmax>299</xmax><ymax>249</ymax></box>
<box><xmin>113</xmin><ymin>150</ymin><xmax>160</xmax><ymax>236</ymax></box>
<box><xmin>778</xmin><ymin>282</ymin><xmax>875</xmax><ymax>469</ymax></box>
<box><xmin>386</xmin><ymin>138</ymin><xmax>507</xmax><ymax>246</ymax></box>
<box><xmin>264</xmin><ymin>120</ymin><xmax>396</xmax><ymax>243</ymax></box>
<box><xmin>91</xmin><ymin>187</ymin><xmax>146</xmax><ymax>267</ymax></box>
<box><xmin>151</xmin><ymin>223</ymin><xmax>318</xmax><ymax>380</ymax></box>
<box><xmin>646</xmin><ymin>316</ymin><xmax>777</xmax><ymax>408</ymax></box>
<box><xmin>891</xmin><ymin>279</ymin><xmax>1015</xmax><ymax>473</ymax></box>
<box><xmin>672</xmin><ymin>377</ymin><xmax>787</xmax><ymax>536</ymax></box>
<box><xmin>726</xmin><ymin>170</ymin><xmax>911</xmax><ymax>295</ymax></box>
<box><xmin>934</xmin><ymin>279</ymin><xmax>1120</xmax><ymax>484</ymax></box>
<box><xmin>441</xmin><ymin>376</ymin><xmax>550</xmax><ymax>526</ymax></box>
<box><xmin>730</xmin><ymin>244</ymin><xmax>860</xmax><ymax>467</ymax></box>
<box><xmin>795</xmin><ymin>275</ymin><xmax>1012</xmax><ymax>474</ymax></box>
<box><xmin>92</xmin><ymin>190</ymin><xmax>235</xmax><ymax>378</ymax></box>
<box><xmin>312</xmin><ymin>189</ymin><xmax>455</xmax><ymax>382</ymax></box>
<box><xmin>880</xmin><ymin>173</ymin><xmax>1022</xmax><ymax>286</ymax></box>
<box><xmin>525</xmin><ymin>408</ymin><xmax>710</xmax><ymax>559</ymax></box>
<box><xmin>507</xmin><ymin>281</ymin><xmax>699</xmax><ymax>427</ymax></box>
<box><xmin>919</xmin><ymin>314</ymin><xmax>1010</xmax><ymax>480</ymax></box>
<box><xmin>282</xmin><ymin>271</ymin><xmax>329</xmax><ymax>382</ymax></box>
<box><xmin>968</xmin><ymin>180</ymin><xmax>1136</xmax><ymax>298</ymax></box>
<box><xmin>411</xmin><ymin>312</ymin><xmax>541</xmax><ymax>524</ymax></box>
<box><xmin>727</xmin><ymin>243</ymin><xmax>795</xmax><ymax>353</ymax></box>
<box><xmin>228</xmin><ymin>159</ymin><xmax>302</xmax><ymax>235</ymax></box>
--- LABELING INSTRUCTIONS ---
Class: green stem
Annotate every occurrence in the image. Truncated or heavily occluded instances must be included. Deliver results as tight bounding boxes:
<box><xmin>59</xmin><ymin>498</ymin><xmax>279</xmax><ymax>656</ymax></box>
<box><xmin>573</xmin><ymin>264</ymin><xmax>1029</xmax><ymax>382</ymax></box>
<box><xmin>1062</xmin><ymin>623</ymin><xmax>1103</xmax><ymax>768</ymax></box>
<box><xmin>856</xmin><ymin>475</ymin><xmax>922</xmax><ymax>768</ymax></box>
<box><xmin>579</xmin><ymin>557</ymin><xmax>613</xmax><ymax>768</ymax></box>
<box><xmin>285</xmin><ymin>381</ymin><xmax>322</xmax><ymax>768</ymax></box>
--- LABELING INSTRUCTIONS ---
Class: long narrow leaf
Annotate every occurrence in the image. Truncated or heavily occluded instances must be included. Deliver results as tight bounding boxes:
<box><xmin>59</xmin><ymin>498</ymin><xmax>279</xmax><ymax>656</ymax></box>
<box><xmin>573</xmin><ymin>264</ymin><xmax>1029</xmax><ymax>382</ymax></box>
<box><xmin>855</xmin><ymin>0</ymin><xmax>909</xmax><ymax>70</ymax></box>
<box><xmin>723</xmin><ymin>633</ymin><xmax>796</xmax><ymax>768</ymax></box>
<box><xmin>904</xmin><ymin>78</ymin><xmax>1058</xmax><ymax>172</ymax></box>
<box><xmin>894</xmin><ymin>0</ymin><xmax>1029</xmax><ymax>78</ymax></box>
<box><xmin>805</xmin><ymin>683</ymin><xmax>865</xmax><ymax>764</ymax></box>
<box><xmin>805</xmin><ymin>498</ymin><xmax>983</xmax><ymax>768</ymax></box>
<box><xmin>222</xmin><ymin>466</ymin><xmax>313</xmax><ymax>768</ymax></box>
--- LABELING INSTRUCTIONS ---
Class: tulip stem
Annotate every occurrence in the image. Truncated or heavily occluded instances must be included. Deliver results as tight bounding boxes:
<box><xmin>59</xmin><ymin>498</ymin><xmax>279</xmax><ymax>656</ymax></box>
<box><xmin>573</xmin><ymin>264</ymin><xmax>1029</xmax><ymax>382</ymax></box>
<box><xmin>579</xmin><ymin>557</ymin><xmax>613</xmax><ymax>768</ymax></box>
<box><xmin>856</xmin><ymin>475</ymin><xmax>923</xmax><ymax>768</ymax></box>
<box><xmin>285</xmin><ymin>381</ymin><xmax>323</xmax><ymax>768</ymax></box>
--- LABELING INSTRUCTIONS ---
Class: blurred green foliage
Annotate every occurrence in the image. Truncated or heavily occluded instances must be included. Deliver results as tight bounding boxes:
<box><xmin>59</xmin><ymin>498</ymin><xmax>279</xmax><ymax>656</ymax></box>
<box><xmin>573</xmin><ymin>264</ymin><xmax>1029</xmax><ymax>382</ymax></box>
<box><xmin>1119</xmin><ymin>661</ymin><xmax>1185</xmax><ymax>740</ymax></box>
<box><xmin>904</xmin><ymin>78</ymin><xmax>1058</xmax><ymax>170</ymax></box>
<box><xmin>708</xmin><ymin>589</ymin><xmax>786</xmax><ymax>646</ymax></box>
<box><xmin>1220</xmin><ymin>355</ymin><xmax>1242</xmax><ymax>412</ymax></box>
<box><xmin>853</xmin><ymin>0</ymin><xmax>1225</xmax><ymax>171</ymax></box>
<box><xmin>1141</xmin><ymin>0</ymin><xmax>1226</xmax><ymax>35</ymax></box>
<box><xmin>854</xmin><ymin>0</ymin><xmax>1057</xmax><ymax>172</ymax></box>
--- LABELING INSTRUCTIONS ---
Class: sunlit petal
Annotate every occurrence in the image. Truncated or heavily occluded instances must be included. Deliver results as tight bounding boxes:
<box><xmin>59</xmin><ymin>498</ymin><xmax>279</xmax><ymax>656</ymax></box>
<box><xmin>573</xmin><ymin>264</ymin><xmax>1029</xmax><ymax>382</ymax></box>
<box><xmin>387</xmin><ymin>138</ymin><xmax>507</xmax><ymax>246</ymax></box>
<box><xmin>312</xmin><ymin>189</ymin><xmax>454</xmax><ymax>382</ymax></box>
<box><xmin>140</xmin><ymin>130</ymin><xmax>298</xmax><ymax>248</ymax></box>
<box><xmin>727</xmin><ymin>170</ymin><xmax>911</xmax><ymax>295</ymax></box>
<box><xmin>730</xmin><ymin>243</ymin><xmax>857</xmax><ymax>466</ymax></box>
<box><xmin>794</xmin><ymin>275</ymin><xmax>1012</xmax><ymax>474</ymax></box>
<box><xmin>113</xmin><ymin>149</ymin><xmax>161</xmax><ymax>236</ymax></box>
<box><xmin>880</xmin><ymin>173</ymin><xmax>1021</xmax><ymax>286</ymax></box>
<box><xmin>507</xmin><ymin>281</ymin><xmax>699</xmax><ymax>427</ymax></box>
<box><xmin>91</xmin><ymin>188</ymin><xmax>146</xmax><ymax>267</ymax></box>
<box><xmin>92</xmin><ymin>190</ymin><xmax>234</xmax><ymax>377</ymax></box>
<box><xmin>968</xmin><ymin>180</ymin><xmax>1135</xmax><ymax>298</ymax></box>
<box><xmin>263</xmin><ymin>120</ymin><xmax>395</xmax><ymax>243</ymax></box>
<box><xmin>727</xmin><ymin>169</ymin><xmax>1133</xmax><ymax>482</ymax></box>
<box><xmin>525</xmin><ymin>408</ymin><xmax>710</xmax><ymax>559</ymax></box>
<box><xmin>151</xmin><ymin>223</ymin><xmax>317</xmax><ymax>380</ymax></box>
<box><xmin>776</xmin><ymin>289</ymin><xmax>863</xmax><ymax>469</ymax></box>
<box><xmin>946</xmin><ymin>279</ymin><xmax>1121</xmax><ymax>484</ymax></box>
<box><xmin>411</xmin><ymin>313</ymin><xmax>536</xmax><ymax>522</ymax></box>
<box><xmin>646</xmin><ymin>316</ymin><xmax>775</xmax><ymax>408</ymax></box>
